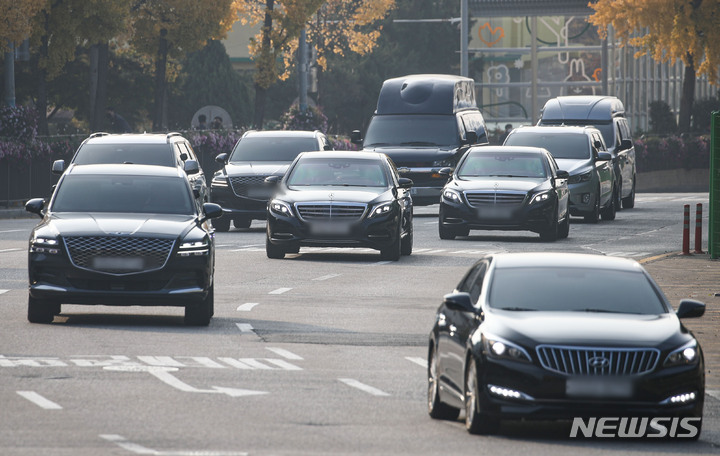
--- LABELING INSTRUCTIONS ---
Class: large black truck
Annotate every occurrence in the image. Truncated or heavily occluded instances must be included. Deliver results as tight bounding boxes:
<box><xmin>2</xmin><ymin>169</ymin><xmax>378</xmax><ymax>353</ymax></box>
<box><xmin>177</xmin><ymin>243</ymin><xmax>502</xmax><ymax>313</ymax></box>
<box><xmin>352</xmin><ymin>74</ymin><xmax>488</xmax><ymax>206</ymax></box>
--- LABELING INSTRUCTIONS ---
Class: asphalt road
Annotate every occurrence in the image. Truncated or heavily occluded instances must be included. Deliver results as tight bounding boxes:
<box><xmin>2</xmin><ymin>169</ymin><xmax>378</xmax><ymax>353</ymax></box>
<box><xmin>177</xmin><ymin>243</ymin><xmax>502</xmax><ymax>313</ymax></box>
<box><xmin>1</xmin><ymin>193</ymin><xmax>718</xmax><ymax>455</ymax></box>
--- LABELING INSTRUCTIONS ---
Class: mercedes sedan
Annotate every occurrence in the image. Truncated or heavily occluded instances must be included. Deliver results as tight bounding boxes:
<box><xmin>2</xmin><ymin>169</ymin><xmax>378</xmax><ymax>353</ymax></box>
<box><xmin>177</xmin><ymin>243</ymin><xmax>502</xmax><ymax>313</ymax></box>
<box><xmin>25</xmin><ymin>164</ymin><xmax>222</xmax><ymax>326</ymax></box>
<box><xmin>265</xmin><ymin>151</ymin><xmax>413</xmax><ymax>260</ymax></box>
<box><xmin>428</xmin><ymin>253</ymin><xmax>705</xmax><ymax>436</ymax></box>
<box><xmin>439</xmin><ymin>146</ymin><xmax>570</xmax><ymax>241</ymax></box>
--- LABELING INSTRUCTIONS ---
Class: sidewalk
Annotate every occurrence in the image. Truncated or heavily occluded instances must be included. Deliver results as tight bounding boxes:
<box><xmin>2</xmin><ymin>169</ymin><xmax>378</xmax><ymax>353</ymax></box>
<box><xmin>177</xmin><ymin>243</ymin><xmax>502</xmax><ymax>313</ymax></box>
<box><xmin>641</xmin><ymin>252</ymin><xmax>720</xmax><ymax>390</ymax></box>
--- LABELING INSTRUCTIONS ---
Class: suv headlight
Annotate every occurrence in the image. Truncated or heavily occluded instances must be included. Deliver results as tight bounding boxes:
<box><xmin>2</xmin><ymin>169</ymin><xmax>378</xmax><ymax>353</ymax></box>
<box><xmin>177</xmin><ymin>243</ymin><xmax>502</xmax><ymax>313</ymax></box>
<box><xmin>442</xmin><ymin>188</ymin><xmax>462</xmax><ymax>203</ymax></box>
<box><xmin>368</xmin><ymin>201</ymin><xmax>394</xmax><ymax>218</ymax></box>
<box><xmin>529</xmin><ymin>191</ymin><xmax>551</xmax><ymax>204</ymax></box>
<box><xmin>211</xmin><ymin>175</ymin><xmax>229</xmax><ymax>188</ymax></box>
<box><xmin>433</xmin><ymin>158</ymin><xmax>454</xmax><ymax>167</ymax></box>
<box><xmin>482</xmin><ymin>334</ymin><xmax>531</xmax><ymax>363</ymax></box>
<box><xmin>568</xmin><ymin>171</ymin><xmax>592</xmax><ymax>184</ymax></box>
<box><xmin>178</xmin><ymin>238</ymin><xmax>210</xmax><ymax>257</ymax></box>
<box><xmin>30</xmin><ymin>235</ymin><xmax>60</xmax><ymax>254</ymax></box>
<box><xmin>269</xmin><ymin>199</ymin><xmax>293</xmax><ymax>217</ymax></box>
<box><xmin>664</xmin><ymin>340</ymin><xmax>698</xmax><ymax>367</ymax></box>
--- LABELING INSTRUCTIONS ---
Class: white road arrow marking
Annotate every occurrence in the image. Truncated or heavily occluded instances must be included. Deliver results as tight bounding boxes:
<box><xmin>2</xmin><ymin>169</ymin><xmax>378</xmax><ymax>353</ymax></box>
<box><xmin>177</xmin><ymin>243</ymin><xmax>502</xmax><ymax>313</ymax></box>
<box><xmin>236</xmin><ymin>302</ymin><xmax>259</xmax><ymax>311</ymax></box>
<box><xmin>269</xmin><ymin>287</ymin><xmax>292</xmax><ymax>295</ymax></box>
<box><xmin>17</xmin><ymin>391</ymin><xmax>62</xmax><ymax>409</ymax></box>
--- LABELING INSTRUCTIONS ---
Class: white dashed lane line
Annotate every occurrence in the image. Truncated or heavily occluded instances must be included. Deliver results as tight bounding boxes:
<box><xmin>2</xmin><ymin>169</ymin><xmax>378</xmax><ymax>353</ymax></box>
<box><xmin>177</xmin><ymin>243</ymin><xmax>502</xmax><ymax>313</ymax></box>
<box><xmin>269</xmin><ymin>288</ymin><xmax>292</xmax><ymax>295</ymax></box>
<box><xmin>236</xmin><ymin>323</ymin><xmax>255</xmax><ymax>334</ymax></box>
<box><xmin>236</xmin><ymin>302</ymin><xmax>259</xmax><ymax>311</ymax></box>
<box><xmin>313</xmin><ymin>273</ymin><xmax>341</xmax><ymax>281</ymax></box>
<box><xmin>405</xmin><ymin>357</ymin><xmax>427</xmax><ymax>368</ymax></box>
<box><xmin>0</xmin><ymin>248</ymin><xmax>21</xmax><ymax>253</ymax></box>
<box><xmin>339</xmin><ymin>378</ymin><xmax>390</xmax><ymax>397</ymax></box>
<box><xmin>100</xmin><ymin>434</ymin><xmax>248</xmax><ymax>456</ymax></box>
<box><xmin>17</xmin><ymin>391</ymin><xmax>62</xmax><ymax>410</ymax></box>
<box><xmin>0</xmin><ymin>290</ymin><xmax>8</xmax><ymax>295</ymax></box>
<box><xmin>266</xmin><ymin>347</ymin><xmax>303</xmax><ymax>360</ymax></box>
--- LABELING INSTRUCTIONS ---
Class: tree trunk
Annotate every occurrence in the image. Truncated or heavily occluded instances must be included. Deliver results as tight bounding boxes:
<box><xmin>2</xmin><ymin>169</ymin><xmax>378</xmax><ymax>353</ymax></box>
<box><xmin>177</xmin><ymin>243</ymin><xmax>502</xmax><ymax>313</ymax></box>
<box><xmin>36</xmin><ymin>12</ymin><xmax>50</xmax><ymax>136</ymax></box>
<box><xmin>253</xmin><ymin>0</ymin><xmax>274</xmax><ymax>129</ymax></box>
<box><xmin>153</xmin><ymin>29</ymin><xmax>168</xmax><ymax>132</ymax></box>
<box><xmin>253</xmin><ymin>83</ymin><xmax>267</xmax><ymax>129</ymax></box>
<box><xmin>678</xmin><ymin>54</ymin><xmax>696</xmax><ymax>133</ymax></box>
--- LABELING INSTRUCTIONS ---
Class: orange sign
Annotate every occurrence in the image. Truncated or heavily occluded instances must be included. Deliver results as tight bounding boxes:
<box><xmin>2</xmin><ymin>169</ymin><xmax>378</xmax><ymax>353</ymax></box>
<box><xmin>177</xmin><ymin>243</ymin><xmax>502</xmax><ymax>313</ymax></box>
<box><xmin>478</xmin><ymin>22</ymin><xmax>504</xmax><ymax>47</ymax></box>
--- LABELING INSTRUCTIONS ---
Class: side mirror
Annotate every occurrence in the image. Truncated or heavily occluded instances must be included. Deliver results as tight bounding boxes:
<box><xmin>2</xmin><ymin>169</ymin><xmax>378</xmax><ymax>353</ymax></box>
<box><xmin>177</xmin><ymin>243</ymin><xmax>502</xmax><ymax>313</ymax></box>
<box><xmin>596</xmin><ymin>151</ymin><xmax>613</xmax><ymax>162</ymax></box>
<box><xmin>25</xmin><ymin>198</ymin><xmax>45</xmax><ymax>217</ymax></box>
<box><xmin>51</xmin><ymin>160</ymin><xmax>65</xmax><ymax>175</ymax></box>
<box><xmin>183</xmin><ymin>159</ymin><xmax>200</xmax><ymax>175</ymax></box>
<box><xmin>201</xmin><ymin>202</ymin><xmax>223</xmax><ymax>223</ymax></box>
<box><xmin>180</xmin><ymin>152</ymin><xmax>188</xmax><ymax>161</ymax></box>
<box><xmin>594</xmin><ymin>140</ymin><xmax>603</xmax><ymax>149</ymax></box>
<box><xmin>193</xmin><ymin>188</ymin><xmax>200</xmax><ymax>199</ymax></box>
<box><xmin>265</xmin><ymin>175</ymin><xmax>281</xmax><ymax>184</ymax></box>
<box><xmin>620</xmin><ymin>139</ymin><xmax>633</xmax><ymax>150</ymax></box>
<box><xmin>438</xmin><ymin>167</ymin><xmax>453</xmax><ymax>176</ymax></box>
<box><xmin>443</xmin><ymin>292</ymin><xmax>475</xmax><ymax>313</ymax></box>
<box><xmin>398</xmin><ymin>177</ymin><xmax>413</xmax><ymax>189</ymax></box>
<box><xmin>465</xmin><ymin>131</ymin><xmax>478</xmax><ymax>145</ymax></box>
<box><xmin>215</xmin><ymin>153</ymin><xmax>228</xmax><ymax>164</ymax></box>
<box><xmin>351</xmin><ymin>130</ymin><xmax>362</xmax><ymax>145</ymax></box>
<box><xmin>556</xmin><ymin>170</ymin><xmax>569</xmax><ymax>179</ymax></box>
<box><xmin>676</xmin><ymin>299</ymin><xmax>705</xmax><ymax>319</ymax></box>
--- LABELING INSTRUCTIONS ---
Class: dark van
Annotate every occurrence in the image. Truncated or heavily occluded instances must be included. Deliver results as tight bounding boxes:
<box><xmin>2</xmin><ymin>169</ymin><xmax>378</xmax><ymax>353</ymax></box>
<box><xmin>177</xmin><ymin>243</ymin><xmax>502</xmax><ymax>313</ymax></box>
<box><xmin>538</xmin><ymin>95</ymin><xmax>636</xmax><ymax>209</ymax></box>
<box><xmin>352</xmin><ymin>74</ymin><xmax>488</xmax><ymax>206</ymax></box>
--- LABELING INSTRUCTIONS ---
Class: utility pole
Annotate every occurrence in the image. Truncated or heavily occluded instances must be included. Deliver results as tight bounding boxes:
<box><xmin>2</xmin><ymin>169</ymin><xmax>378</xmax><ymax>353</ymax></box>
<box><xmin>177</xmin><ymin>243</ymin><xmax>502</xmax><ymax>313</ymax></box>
<box><xmin>298</xmin><ymin>28</ymin><xmax>308</xmax><ymax>113</ymax></box>
<box><xmin>460</xmin><ymin>0</ymin><xmax>468</xmax><ymax>77</ymax></box>
<box><xmin>4</xmin><ymin>42</ymin><xmax>15</xmax><ymax>107</ymax></box>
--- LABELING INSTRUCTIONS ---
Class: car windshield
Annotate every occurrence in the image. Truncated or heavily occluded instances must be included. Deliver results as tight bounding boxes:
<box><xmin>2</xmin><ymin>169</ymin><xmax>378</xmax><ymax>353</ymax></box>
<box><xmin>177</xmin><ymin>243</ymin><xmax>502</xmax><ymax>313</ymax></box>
<box><xmin>546</xmin><ymin>121</ymin><xmax>615</xmax><ymax>148</ymax></box>
<box><xmin>457</xmin><ymin>153</ymin><xmax>547</xmax><ymax>178</ymax></box>
<box><xmin>364</xmin><ymin>115</ymin><xmax>459</xmax><ymax>147</ymax></box>
<box><xmin>287</xmin><ymin>158</ymin><xmax>388</xmax><ymax>187</ymax></box>
<box><xmin>52</xmin><ymin>174</ymin><xmax>195</xmax><ymax>214</ymax></box>
<box><xmin>229</xmin><ymin>137</ymin><xmax>319</xmax><ymax>162</ymax></box>
<box><xmin>488</xmin><ymin>267</ymin><xmax>667</xmax><ymax>314</ymax></box>
<box><xmin>505</xmin><ymin>133</ymin><xmax>590</xmax><ymax>159</ymax></box>
<box><xmin>73</xmin><ymin>144</ymin><xmax>175</xmax><ymax>167</ymax></box>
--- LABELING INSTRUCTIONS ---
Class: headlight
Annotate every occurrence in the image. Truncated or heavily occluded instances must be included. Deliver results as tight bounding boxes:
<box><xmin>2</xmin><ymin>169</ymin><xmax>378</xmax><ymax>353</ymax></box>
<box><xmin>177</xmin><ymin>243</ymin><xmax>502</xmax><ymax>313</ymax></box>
<box><xmin>368</xmin><ymin>201</ymin><xmax>394</xmax><ymax>218</ymax></box>
<box><xmin>211</xmin><ymin>175</ymin><xmax>229</xmax><ymax>188</ymax></box>
<box><xmin>269</xmin><ymin>199</ymin><xmax>293</xmax><ymax>217</ymax></box>
<box><xmin>177</xmin><ymin>238</ymin><xmax>210</xmax><ymax>257</ymax></box>
<box><xmin>30</xmin><ymin>235</ymin><xmax>60</xmax><ymax>254</ymax></box>
<box><xmin>664</xmin><ymin>340</ymin><xmax>698</xmax><ymax>367</ymax></box>
<box><xmin>442</xmin><ymin>188</ymin><xmax>462</xmax><ymax>203</ymax></box>
<box><xmin>529</xmin><ymin>191</ymin><xmax>551</xmax><ymax>204</ymax></box>
<box><xmin>568</xmin><ymin>171</ymin><xmax>592</xmax><ymax>184</ymax></box>
<box><xmin>482</xmin><ymin>334</ymin><xmax>531</xmax><ymax>363</ymax></box>
<box><xmin>433</xmin><ymin>158</ymin><xmax>454</xmax><ymax>167</ymax></box>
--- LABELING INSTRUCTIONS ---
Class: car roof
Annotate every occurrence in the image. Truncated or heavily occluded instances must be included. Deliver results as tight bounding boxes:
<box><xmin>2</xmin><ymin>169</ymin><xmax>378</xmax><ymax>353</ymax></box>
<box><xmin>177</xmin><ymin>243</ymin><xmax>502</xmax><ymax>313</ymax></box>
<box><xmin>82</xmin><ymin>132</ymin><xmax>186</xmax><ymax>145</ymax></box>
<box><xmin>242</xmin><ymin>130</ymin><xmax>324</xmax><ymax>138</ymax></box>
<box><xmin>297</xmin><ymin>151</ymin><xmax>383</xmax><ymax>161</ymax></box>
<box><xmin>65</xmin><ymin>163</ymin><xmax>184</xmax><ymax>178</ymax></box>
<box><xmin>490</xmin><ymin>252</ymin><xmax>643</xmax><ymax>272</ymax></box>
<box><xmin>468</xmin><ymin>145</ymin><xmax>549</xmax><ymax>155</ymax></box>
<box><xmin>511</xmin><ymin>125</ymin><xmax>600</xmax><ymax>135</ymax></box>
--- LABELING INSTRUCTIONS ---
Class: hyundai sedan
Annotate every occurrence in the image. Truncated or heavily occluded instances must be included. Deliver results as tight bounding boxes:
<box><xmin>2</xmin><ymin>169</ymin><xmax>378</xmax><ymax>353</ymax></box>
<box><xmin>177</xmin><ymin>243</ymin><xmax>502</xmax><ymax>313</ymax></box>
<box><xmin>427</xmin><ymin>253</ymin><xmax>705</xmax><ymax>436</ymax></box>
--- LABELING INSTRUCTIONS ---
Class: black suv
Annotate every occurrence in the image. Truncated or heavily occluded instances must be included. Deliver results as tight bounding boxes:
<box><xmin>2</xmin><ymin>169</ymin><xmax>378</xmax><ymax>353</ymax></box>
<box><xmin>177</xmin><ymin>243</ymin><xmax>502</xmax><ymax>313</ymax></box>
<box><xmin>52</xmin><ymin>132</ymin><xmax>209</xmax><ymax>205</ymax></box>
<box><xmin>25</xmin><ymin>164</ymin><xmax>223</xmax><ymax>326</ymax></box>
<box><xmin>210</xmin><ymin>130</ymin><xmax>332</xmax><ymax>231</ymax></box>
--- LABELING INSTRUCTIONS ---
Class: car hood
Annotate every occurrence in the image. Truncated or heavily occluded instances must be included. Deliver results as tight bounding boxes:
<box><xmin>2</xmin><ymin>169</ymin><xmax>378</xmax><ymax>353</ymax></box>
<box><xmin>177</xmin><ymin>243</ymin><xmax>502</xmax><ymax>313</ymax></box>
<box><xmin>487</xmin><ymin>311</ymin><xmax>681</xmax><ymax>347</ymax></box>
<box><xmin>554</xmin><ymin>158</ymin><xmax>592</xmax><ymax>175</ymax></box>
<box><xmin>225</xmin><ymin>161</ymin><xmax>291</xmax><ymax>176</ymax></box>
<box><xmin>362</xmin><ymin>146</ymin><xmax>455</xmax><ymax>164</ymax></box>
<box><xmin>279</xmin><ymin>186</ymin><xmax>389</xmax><ymax>204</ymax></box>
<box><xmin>43</xmin><ymin>213</ymin><xmax>195</xmax><ymax>239</ymax></box>
<box><xmin>450</xmin><ymin>177</ymin><xmax>544</xmax><ymax>192</ymax></box>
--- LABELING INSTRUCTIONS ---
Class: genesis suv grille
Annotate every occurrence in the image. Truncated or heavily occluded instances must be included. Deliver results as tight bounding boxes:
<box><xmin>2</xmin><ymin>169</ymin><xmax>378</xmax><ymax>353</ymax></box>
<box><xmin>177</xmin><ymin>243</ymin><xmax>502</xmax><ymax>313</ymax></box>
<box><xmin>296</xmin><ymin>203</ymin><xmax>367</xmax><ymax>221</ymax></box>
<box><xmin>465</xmin><ymin>191</ymin><xmax>526</xmax><ymax>207</ymax></box>
<box><xmin>229</xmin><ymin>176</ymin><xmax>272</xmax><ymax>199</ymax></box>
<box><xmin>64</xmin><ymin>236</ymin><xmax>175</xmax><ymax>275</ymax></box>
<box><xmin>536</xmin><ymin>345</ymin><xmax>660</xmax><ymax>376</ymax></box>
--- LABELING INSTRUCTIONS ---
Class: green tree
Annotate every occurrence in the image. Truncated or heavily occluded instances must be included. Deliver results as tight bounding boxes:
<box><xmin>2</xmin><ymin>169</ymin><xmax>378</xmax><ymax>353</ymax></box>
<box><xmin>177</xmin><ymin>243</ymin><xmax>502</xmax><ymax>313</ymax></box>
<box><xmin>0</xmin><ymin>1</ymin><xmax>45</xmax><ymax>52</ymax></box>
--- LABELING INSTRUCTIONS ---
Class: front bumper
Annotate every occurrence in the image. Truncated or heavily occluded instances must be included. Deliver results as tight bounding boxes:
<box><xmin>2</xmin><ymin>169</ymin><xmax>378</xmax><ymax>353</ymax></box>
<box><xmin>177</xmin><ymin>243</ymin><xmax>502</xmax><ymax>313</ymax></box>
<box><xmin>398</xmin><ymin>168</ymin><xmax>449</xmax><ymax>206</ymax></box>
<box><xmin>568</xmin><ymin>180</ymin><xmax>599</xmax><ymax>217</ymax></box>
<box><xmin>210</xmin><ymin>185</ymin><xmax>270</xmax><ymax>220</ymax></box>
<box><xmin>439</xmin><ymin>197</ymin><xmax>555</xmax><ymax>233</ymax></box>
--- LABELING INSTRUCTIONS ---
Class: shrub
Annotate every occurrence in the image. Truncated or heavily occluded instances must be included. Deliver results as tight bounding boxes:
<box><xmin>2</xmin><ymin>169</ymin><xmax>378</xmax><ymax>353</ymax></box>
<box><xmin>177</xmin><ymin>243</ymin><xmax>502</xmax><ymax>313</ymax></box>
<box><xmin>648</xmin><ymin>101</ymin><xmax>676</xmax><ymax>134</ymax></box>
<box><xmin>280</xmin><ymin>105</ymin><xmax>328</xmax><ymax>133</ymax></box>
<box><xmin>634</xmin><ymin>134</ymin><xmax>710</xmax><ymax>172</ymax></box>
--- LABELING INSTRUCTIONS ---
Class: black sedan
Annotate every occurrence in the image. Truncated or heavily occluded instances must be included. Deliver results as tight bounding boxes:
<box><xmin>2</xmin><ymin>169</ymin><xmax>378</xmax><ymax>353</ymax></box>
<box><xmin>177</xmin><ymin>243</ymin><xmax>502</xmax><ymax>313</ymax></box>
<box><xmin>265</xmin><ymin>151</ymin><xmax>413</xmax><ymax>260</ymax></box>
<box><xmin>427</xmin><ymin>253</ymin><xmax>705</xmax><ymax>436</ymax></box>
<box><xmin>439</xmin><ymin>146</ymin><xmax>570</xmax><ymax>241</ymax></box>
<box><xmin>25</xmin><ymin>164</ymin><xmax>223</xmax><ymax>326</ymax></box>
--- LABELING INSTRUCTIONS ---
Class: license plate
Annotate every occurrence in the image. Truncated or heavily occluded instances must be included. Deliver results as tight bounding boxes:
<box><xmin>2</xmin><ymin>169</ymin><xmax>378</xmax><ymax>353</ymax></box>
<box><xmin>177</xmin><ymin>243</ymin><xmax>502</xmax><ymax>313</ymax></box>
<box><xmin>478</xmin><ymin>206</ymin><xmax>514</xmax><ymax>220</ymax></box>
<box><xmin>309</xmin><ymin>222</ymin><xmax>351</xmax><ymax>236</ymax></box>
<box><xmin>246</xmin><ymin>188</ymin><xmax>272</xmax><ymax>199</ymax></box>
<box><xmin>92</xmin><ymin>257</ymin><xmax>144</xmax><ymax>271</ymax></box>
<box><xmin>565</xmin><ymin>377</ymin><xmax>633</xmax><ymax>398</ymax></box>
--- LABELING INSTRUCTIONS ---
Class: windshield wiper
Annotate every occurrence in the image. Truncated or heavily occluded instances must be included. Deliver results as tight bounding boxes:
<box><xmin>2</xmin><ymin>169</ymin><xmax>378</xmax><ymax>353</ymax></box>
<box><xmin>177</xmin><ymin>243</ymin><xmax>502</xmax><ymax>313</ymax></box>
<box><xmin>575</xmin><ymin>308</ymin><xmax>642</xmax><ymax>314</ymax></box>
<box><xmin>497</xmin><ymin>307</ymin><xmax>538</xmax><ymax>311</ymax></box>
<box><xmin>400</xmin><ymin>141</ymin><xmax>438</xmax><ymax>146</ymax></box>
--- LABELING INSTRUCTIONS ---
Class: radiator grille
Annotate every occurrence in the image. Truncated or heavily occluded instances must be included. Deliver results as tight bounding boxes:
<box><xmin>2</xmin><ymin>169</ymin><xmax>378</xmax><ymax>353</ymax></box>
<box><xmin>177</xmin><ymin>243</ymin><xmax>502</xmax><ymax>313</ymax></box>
<box><xmin>536</xmin><ymin>345</ymin><xmax>660</xmax><ymax>376</ymax></box>
<box><xmin>229</xmin><ymin>175</ymin><xmax>271</xmax><ymax>198</ymax></box>
<box><xmin>465</xmin><ymin>191</ymin><xmax>526</xmax><ymax>206</ymax></box>
<box><xmin>296</xmin><ymin>203</ymin><xmax>367</xmax><ymax>221</ymax></box>
<box><xmin>64</xmin><ymin>236</ymin><xmax>175</xmax><ymax>275</ymax></box>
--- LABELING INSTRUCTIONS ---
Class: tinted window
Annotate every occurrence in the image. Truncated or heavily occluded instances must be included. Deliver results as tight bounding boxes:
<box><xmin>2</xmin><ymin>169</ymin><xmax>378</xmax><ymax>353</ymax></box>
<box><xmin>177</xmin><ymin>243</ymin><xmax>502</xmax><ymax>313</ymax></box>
<box><xmin>505</xmin><ymin>132</ymin><xmax>590</xmax><ymax>159</ymax></box>
<box><xmin>73</xmin><ymin>144</ymin><xmax>175</xmax><ymax>167</ymax></box>
<box><xmin>488</xmin><ymin>267</ymin><xmax>667</xmax><ymax>314</ymax></box>
<box><xmin>457</xmin><ymin>152</ymin><xmax>547</xmax><ymax>178</ymax></box>
<box><xmin>229</xmin><ymin>137</ymin><xmax>319</xmax><ymax>162</ymax></box>
<box><xmin>287</xmin><ymin>158</ymin><xmax>388</xmax><ymax>187</ymax></box>
<box><xmin>364</xmin><ymin>115</ymin><xmax>459</xmax><ymax>147</ymax></box>
<box><xmin>52</xmin><ymin>174</ymin><xmax>194</xmax><ymax>214</ymax></box>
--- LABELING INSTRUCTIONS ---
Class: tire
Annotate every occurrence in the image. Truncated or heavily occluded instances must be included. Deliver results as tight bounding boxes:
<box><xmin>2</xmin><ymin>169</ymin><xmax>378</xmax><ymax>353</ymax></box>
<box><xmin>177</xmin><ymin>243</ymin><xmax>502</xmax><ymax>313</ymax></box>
<box><xmin>539</xmin><ymin>206</ymin><xmax>559</xmax><ymax>242</ymax></box>
<box><xmin>428</xmin><ymin>345</ymin><xmax>460</xmax><ymax>420</ymax></box>
<box><xmin>464</xmin><ymin>358</ymin><xmax>499</xmax><ymax>435</ymax></box>
<box><xmin>400</xmin><ymin>228</ymin><xmax>413</xmax><ymax>256</ymax></box>
<box><xmin>622</xmin><ymin>177</ymin><xmax>636</xmax><ymax>209</ymax></box>
<box><xmin>380</xmin><ymin>223</ymin><xmax>402</xmax><ymax>261</ymax></box>
<box><xmin>601</xmin><ymin>187</ymin><xmax>617</xmax><ymax>221</ymax></box>
<box><xmin>213</xmin><ymin>214</ymin><xmax>231</xmax><ymax>232</ymax></box>
<box><xmin>266</xmin><ymin>236</ymin><xmax>286</xmax><ymax>259</ymax></box>
<box><xmin>233</xmin><ymin>217</ymin><xmax>251</xmax><ymax>229</ymax></box>
<box><xmin>614</xmin><ymin>182</ymin><xmax>622</xmax><ymax>212</ymax></box>
<box><xmin>27</xmin><ymin>296</ymin><xmax>56</xmax><ymax>324</ymax></box>
<box><xmin>184</xmin><ymin>283</ymin><xmax>213</xmax><ymax>326</ymax></box>
<box><xmin>584</xmin><ymin>188</ymin><xmax>600</xmax><ymax>223</ymax></box>
<box><xmin>558</xmin><ymin>212</ymin><xmax>570</xmax><ymax>239</ymax></box>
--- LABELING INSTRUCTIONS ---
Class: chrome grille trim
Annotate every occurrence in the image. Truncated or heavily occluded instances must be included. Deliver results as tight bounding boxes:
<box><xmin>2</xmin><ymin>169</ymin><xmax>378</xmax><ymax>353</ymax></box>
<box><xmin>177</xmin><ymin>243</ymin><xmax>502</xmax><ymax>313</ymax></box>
<box><xmin>229</xmin><ymin>175</ymin><xmax>270</xmax><ymax>197</ymax></box>
<box><xmin>295</xmin><ymin>202</ymin><xmax>367</xmax><ymax>222</ymax></box>
<box><xmin>536</xmin><ymin>345</ymin><xmax>660</xmax><ymax>376</ymax></box>
<box><xmin>464</xmin><ymin>191</ymin><xmax>526</xmax><ymax>207</ymax></box>
<box><xmin>64</xmin><ymin>236</ymin><xmax>175</xmax><ymax>276</ymax></box>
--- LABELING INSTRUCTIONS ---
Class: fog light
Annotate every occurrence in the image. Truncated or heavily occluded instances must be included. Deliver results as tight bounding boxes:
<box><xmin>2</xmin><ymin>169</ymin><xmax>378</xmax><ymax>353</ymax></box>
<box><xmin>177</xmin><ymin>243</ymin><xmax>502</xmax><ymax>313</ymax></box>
<box><xmin>487</xmin><ymin>384</ymin><xmax>534</xmax><ymax>401</ymax></box>
<box><xmin>661</xmin><ymin>391</ymin><xmax>696</xmax><ymax>405</ymax></box>
<box><xmin>582</xmin><ymin>193</ymin><xmax>591</xmax><ymax>204</ymax></box>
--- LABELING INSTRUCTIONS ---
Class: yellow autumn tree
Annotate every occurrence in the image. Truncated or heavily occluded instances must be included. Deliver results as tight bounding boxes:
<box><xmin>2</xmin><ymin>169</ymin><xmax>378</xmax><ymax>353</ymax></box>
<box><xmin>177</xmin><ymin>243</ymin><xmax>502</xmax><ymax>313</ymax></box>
<box><xmin>0</xmin><ymin>1</ymin><xmax>45</xmax><ymax>53</ymax></box>
<box><xmin>589</xmin><ymin>0</ymin><xmax>720</xmax><ymax>132</ymax></box>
